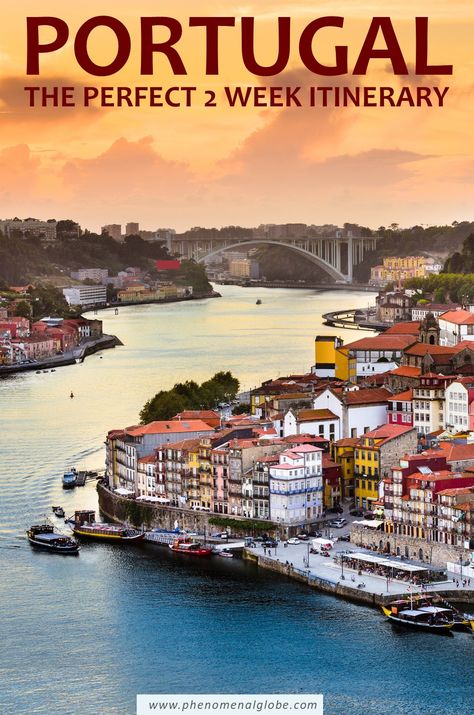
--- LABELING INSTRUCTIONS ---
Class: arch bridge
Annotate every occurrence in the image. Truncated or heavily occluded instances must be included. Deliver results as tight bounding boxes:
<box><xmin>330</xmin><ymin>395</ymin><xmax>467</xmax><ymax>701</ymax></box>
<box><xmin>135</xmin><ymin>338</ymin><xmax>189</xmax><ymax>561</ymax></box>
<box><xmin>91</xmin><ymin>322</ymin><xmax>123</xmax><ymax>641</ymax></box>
<box><xmin>170</xmin><ymin>234</ymin><xmax>378</xmax><ymax>283</ymax></box>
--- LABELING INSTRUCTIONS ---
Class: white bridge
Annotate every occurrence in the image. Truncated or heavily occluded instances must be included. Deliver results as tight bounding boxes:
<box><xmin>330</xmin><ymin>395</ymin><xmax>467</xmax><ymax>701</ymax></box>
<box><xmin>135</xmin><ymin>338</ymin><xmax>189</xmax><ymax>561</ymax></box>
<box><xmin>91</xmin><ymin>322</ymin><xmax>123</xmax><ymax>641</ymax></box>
<box><xmin>170</xmin><ymin>234</ymin><xmax>379</xmax><ymax>282</ymax></box>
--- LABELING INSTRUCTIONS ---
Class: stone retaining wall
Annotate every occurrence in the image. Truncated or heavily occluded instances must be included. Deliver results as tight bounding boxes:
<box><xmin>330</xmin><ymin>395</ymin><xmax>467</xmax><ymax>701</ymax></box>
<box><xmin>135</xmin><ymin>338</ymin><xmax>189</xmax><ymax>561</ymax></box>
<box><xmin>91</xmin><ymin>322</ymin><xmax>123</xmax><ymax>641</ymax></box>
<box><xmin>350</xmin><ymin>525</ymin><xmax>469</xmax><ymax>568</ymax></box>
<box><xmin>98</xmin><ymin>482</ymin><xmax>275</xmax><ymax>534</ymax></box>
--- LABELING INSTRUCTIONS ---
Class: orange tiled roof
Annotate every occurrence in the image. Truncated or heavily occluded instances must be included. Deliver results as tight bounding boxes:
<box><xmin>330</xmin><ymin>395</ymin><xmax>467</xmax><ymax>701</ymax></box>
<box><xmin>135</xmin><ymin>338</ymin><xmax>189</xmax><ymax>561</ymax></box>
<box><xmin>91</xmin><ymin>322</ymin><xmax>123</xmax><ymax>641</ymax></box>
<box><xmin>439</xmin><ymin>309</ymin><xmax>474</xmax><ymax>325</ymax></box>
<box><xmin>383</xmin><ymin>322</ymin><xmax>421</xmax><ymax>335</ymax></box>
<box><xmin>387</xmin><ymin>389</ymin><xmax>413</xmax><ymax>402</ymax></box>
<box><xmin>345</xmin><ymin>335</ymin><xmax>417</xmax><ymax>351</ymax></box>
<box><xmin>344</xmin><ymin>387</ymin><xmax>392</xmax><ymax>405</ymax></box>
<box><xmin>388</xmin><ymin>366</ymin><xmax>421</xmax><ymax>377</ymax></box>
<box><xmin>126</xmin><ymin>420</ymin><xmax>215</xmax><ymax>436</ymax></box>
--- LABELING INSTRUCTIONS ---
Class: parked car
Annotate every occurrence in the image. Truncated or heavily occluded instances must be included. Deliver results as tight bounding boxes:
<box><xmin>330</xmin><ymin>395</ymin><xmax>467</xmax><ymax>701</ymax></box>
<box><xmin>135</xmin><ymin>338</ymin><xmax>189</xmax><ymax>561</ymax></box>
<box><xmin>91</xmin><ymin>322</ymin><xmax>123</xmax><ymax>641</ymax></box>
<box><xmin>349</xmin><ymin>508</ymin><xmax>364</xmax><ymax>517</ymax></box>
<box><xmin>327</xmin><ymin>506</ymin><xmax>344</xmax><ymax>514</ymax></box>
<box><xmin>263</xmin><ymin>539</ymin><xmax>278</xmax><ymax>548</ymax></box>
<box><xmin>330</xmin><ymin>518</ymin><xmax>347</xmax><ymax>528</ymax></box>
<box><xmin>297</xmin><ymin>533</ymin><xmax>309</xmax><ymax>541</ymax></box>
<box><xmin>287</xmin><ymin>537</ymin><xmax>302</xmax><ymax>545</ymax></box>
<box><xmin>309</xmin><ymin>530</ymin><xmax>323</xmax><ymax>538</ymax></box>
<box><xmin>339</xmin><ymin>534</ymin><xmax>351</xmax><ymax>542</ymax></box>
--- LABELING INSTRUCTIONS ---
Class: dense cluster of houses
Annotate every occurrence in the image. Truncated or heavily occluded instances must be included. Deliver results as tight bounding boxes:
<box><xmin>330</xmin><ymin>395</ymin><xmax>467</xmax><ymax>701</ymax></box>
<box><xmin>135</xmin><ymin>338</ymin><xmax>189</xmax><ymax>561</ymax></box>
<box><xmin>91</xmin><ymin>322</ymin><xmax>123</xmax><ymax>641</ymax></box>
<box><xmin>0</xmin><ymin>309</ymin><xmax>103</xmax><ymax>365</ymax></box>
<box><xmin>106</xmin><ymin>304</ymin><xmax>474</xmax><ymax>553</ymax></box>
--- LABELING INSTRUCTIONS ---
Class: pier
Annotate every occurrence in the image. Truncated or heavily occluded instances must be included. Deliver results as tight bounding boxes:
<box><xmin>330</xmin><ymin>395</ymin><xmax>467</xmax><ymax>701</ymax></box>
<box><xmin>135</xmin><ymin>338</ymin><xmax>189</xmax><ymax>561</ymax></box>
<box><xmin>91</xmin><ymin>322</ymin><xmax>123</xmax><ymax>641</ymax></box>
<box><xmin>322</xmin><ymin>308</ymin><xmax>389</xmax><ymax>331</ymax></box>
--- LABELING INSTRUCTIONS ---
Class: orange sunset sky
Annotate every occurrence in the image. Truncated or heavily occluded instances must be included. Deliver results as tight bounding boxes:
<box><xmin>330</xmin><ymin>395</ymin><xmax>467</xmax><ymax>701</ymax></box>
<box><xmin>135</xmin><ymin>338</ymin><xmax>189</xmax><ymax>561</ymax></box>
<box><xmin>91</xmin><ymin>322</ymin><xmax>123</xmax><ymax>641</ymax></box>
<box><xmin>0</xmin><ymin>1</ymin><xmax>473</xmax><ymax>232</ymax></box>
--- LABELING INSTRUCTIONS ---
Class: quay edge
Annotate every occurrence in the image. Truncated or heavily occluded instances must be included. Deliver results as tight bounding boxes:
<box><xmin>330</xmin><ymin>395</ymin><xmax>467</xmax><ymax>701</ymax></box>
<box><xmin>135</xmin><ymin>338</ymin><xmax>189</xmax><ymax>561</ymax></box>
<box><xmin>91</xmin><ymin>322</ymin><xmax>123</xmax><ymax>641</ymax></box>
<box><xmin>98</xmin><ymin>484</ymin><xmax>474</xmax><ymax>608</ymax></box>
<box><xmin>244</xmin><ymin>550</ymin><xmax>474</xmax><ymax>607</ymax></box>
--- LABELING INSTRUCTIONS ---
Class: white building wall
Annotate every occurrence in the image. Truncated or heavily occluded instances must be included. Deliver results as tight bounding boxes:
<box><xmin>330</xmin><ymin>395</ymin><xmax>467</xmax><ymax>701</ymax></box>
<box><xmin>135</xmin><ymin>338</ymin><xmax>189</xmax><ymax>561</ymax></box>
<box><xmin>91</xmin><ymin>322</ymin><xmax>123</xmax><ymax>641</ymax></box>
<box><xmin>445</xmin><ymin>383</ymin><xmax>469</xmax><ymax>430</ymax></box>
<box><xmin>346</xmin><ymin>404</ymin><xmax>388</xmax><ymax>439</ymax></box>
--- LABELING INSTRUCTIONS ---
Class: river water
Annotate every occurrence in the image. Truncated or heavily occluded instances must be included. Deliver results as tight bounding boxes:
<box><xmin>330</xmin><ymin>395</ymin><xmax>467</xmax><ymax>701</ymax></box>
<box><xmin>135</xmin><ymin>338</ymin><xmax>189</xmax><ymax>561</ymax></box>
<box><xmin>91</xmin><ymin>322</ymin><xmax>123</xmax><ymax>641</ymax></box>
<box><xmin>0</xmin><ymin>285</ymin><xmax>472</xmax><ymax>715</ymax></box>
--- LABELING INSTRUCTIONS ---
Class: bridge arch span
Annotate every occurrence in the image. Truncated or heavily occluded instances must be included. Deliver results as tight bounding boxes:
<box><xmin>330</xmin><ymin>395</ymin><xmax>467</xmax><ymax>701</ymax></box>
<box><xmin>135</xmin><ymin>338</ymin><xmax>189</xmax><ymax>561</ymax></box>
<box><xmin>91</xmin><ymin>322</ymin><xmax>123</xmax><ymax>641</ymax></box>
<box><xmin>196</xmin><ymin>240</ymin><xmax>347</xmax><ymax>282</ymax></box>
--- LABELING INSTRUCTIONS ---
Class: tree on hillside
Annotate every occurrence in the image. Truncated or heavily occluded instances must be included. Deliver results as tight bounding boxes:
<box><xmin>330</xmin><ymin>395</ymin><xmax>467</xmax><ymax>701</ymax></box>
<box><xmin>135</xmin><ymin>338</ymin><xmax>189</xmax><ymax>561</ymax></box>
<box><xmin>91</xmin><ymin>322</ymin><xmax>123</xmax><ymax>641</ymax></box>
<box><xmin>139</xmin><ymin>372</ymin><xmax>240</xmax><ymax>423</ymax></box>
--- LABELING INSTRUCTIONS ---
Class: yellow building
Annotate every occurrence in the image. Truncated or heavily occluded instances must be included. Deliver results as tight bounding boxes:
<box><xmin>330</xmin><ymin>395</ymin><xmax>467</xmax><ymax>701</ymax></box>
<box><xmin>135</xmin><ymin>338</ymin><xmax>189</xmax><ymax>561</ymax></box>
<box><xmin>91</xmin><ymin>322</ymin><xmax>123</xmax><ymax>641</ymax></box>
<box><xmin>332</xmin><ymin>438</ymin><xmax>358</xmax><ymax>500</ymax></box>
<box><xmin>313</xmin><ymin>335</ymin><xmax>356</xmax><ymax>382</ymax></box>
<box><xmin>335</xmin><ymin>345</ymin><xmax>356</xmax><ymax>382</ymax></box>
<box><xmin>354</xmin><ymin>424</ymin><xmax>417</xmax><ymax>509</ymax></box>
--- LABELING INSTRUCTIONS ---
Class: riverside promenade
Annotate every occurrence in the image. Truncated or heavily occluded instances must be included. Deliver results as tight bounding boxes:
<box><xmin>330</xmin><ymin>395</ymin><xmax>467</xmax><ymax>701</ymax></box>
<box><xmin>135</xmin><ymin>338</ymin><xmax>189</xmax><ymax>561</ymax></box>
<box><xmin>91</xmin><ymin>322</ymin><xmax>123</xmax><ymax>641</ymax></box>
<box><xmin>0</xmin><ymin>333</ymin><xmax>122</xmax><ymax>376</ymax></box>
<box><xmin>245</xmin><ymin>540</ymin><xmax>474</xmax><ymax>607</ymax></box>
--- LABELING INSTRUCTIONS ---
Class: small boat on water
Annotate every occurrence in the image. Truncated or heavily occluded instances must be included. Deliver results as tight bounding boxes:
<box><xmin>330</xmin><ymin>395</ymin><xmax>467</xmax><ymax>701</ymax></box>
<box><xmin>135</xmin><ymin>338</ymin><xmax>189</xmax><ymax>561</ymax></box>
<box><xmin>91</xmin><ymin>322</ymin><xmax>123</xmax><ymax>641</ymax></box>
<box><xmin>256</xmin><ymin>299</ymin><xmax>262</xmax><ymax>305</ymax></box>
<box><xmin>385</xmin><ymin>594</ymin><xmax>474</xmax><ymax>632</ymax></box>
<box><xmin>27</xmin><ymin>524</ymin><xmax>79</xmax><ymax>554</ymax></box>
<box><xmin>52</xmin><ymin>506</ymin><xmax>65</xmax><ymax>518</ymax></box>
<box><xmin>381</xmin><ymin>604</ymin><xmax>454</xmax><ymax>633</ymax></box>
<box><xmin>216</xmin><ymin>549</ymin><xmax>234</xmax><ymax>558</ymax></box>
<box><xmin>169</xmin><ymin>537</ymin><xmax>212</xmax><ymax>557</ymax></box>
<box><xmin>62</xmin><ymin>469</ymin><xmax>77</xmax><ymax>489</ymax></box>
<box><xmin>72</xmin><ymin>510</ymin><xmax>144</xmax><ymax>543</ymax></box>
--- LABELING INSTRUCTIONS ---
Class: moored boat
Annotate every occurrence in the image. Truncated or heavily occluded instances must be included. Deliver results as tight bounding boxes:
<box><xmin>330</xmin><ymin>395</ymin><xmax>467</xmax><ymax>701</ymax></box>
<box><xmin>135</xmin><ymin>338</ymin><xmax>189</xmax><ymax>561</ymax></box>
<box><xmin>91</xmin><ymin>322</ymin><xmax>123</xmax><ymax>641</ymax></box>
<box><xmin>62</xmin><ymin>469</ymin><xmax>77</xmax><ymax>489</ymax></box>
<box><xmin>52</xmin><ymin>506</ymin><xmax>65</xmax><ymax>518</ymax></box>
<box><xmin>216</xmin><ymin>549</ymin><xmax>234</xmax><ymax>558</ymax></box>
<box><xmin>386</xmin><ymin>594</ymin><xmax>474</xmax><ymax>632</ymax></box>
<box><xmin>381</xmin><ymin>604</ymin><xmax>454</xmax><ymax>633</ymax></box>
<box><xmin>169</xmin><ymin>537</ymin><xmax>212</xmax><ymax>557</ymax></box>
<box><xmin>72</xmin><ymin>510</ymin><xmax>144</xmax><ymax>543</ymax></box>
<box><xmin>27</xmin><ymin>524</ymin><xmax>79</xmax><ymax>554</ymax></box>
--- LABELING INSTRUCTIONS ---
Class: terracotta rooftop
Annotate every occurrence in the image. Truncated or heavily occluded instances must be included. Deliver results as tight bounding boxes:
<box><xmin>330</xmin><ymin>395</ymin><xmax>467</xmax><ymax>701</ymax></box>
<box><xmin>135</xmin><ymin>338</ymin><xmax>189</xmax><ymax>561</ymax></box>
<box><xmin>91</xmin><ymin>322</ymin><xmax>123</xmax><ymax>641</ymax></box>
<box><xmin>345</xmin><ymin>335</ymin><xmax>417</xmax><ymax>351</ymax></box>
<box><xmin>437</xmin><ymin>486</ymin><xmax>474</xmax><ymax>497</ymax></box>
<box><xmin>404</xmin><ymin>343</ymin><xmax>456</xmax><ymax>356</ymax></box>
<box><xmin>388</xmin><ymin>389</ymin><xmax>413</xmax><ymax>402</ymax></box>
<box><xmin>335</xmin><ymin>437</ymin><xmax>359</xmax><ymax>447</ymax></box>
<box><xmin>296</xmin><ymin>409</ymin><xmax>338</xmax><ymax>422</ymax></box>
<box><xmin>383</xmin><ymin>322</ymin><xmax>421</xmax><ymax>335</ymax></box>
<box><xmin>388</xmin><ymin>366</ymin><xmax>421</xmax><ymax>378</ymax></box>
<box><xmin>344</xmin><ymin>387</ymin><xmax>392</xmax><ymax>405</ymax></box>
<box><xmin>126</xmin><ymin>420</ymin><xmax>215</xmax><ymax>436</ymax></box>
<box><xmin>439</xmin><ymin>309</ymin><xmax>474</xmax><ymax>325</ymax></box>
<box><xmin>360</xmin><ymin>423</ymin><xmax>415</xmax><ymax>444</ymax></box>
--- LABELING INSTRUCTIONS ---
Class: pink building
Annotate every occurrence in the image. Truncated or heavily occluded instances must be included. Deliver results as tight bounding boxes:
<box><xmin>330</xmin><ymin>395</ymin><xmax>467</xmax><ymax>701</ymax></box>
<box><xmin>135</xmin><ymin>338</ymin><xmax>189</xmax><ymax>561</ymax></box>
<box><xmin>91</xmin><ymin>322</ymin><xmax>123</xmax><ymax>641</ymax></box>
<box><xmin>13</xmin><ymin>336</ymin><xmax>56</xmax><ymax>360</ymax></box>
<box><xmin>387</xmin><ymin>389</ymin><xmax>414</xmax><ymax>427</ymax></box>
<box><xmin>212</xmin><ymin>447</ymin><xmax>230</xmax><ymax>514</ymax></box>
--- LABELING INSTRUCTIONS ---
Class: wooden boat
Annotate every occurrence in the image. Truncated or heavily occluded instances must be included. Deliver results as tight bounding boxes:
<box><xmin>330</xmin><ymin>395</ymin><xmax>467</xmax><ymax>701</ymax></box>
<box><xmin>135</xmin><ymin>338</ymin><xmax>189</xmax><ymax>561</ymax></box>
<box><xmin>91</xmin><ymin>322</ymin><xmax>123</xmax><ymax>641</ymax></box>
<box><xmin>169</xmin><ymin>537</ymin><xmax>212</xmax><ymax>557</ymax></box>
<box><xmin>386</xmin><ymin>594</ymin><xmax>474</xmax><ymax>632</ymax></box>
<box><xmin>72</xmin><ymin>510</ymin><xmax>144</xmax><ymax>543</ymax></box>
<box><xmin>52</xmin><ymin>506</ymin><xmax>65</xmax><ymax>518</ymax></box>
<box><xmin>27</xmin><ymin>524</ymin><xmax>79</xmax><ymax>554</ymax></box>
<box><xmin>381</xmin><ymin>605</ymin><xmax>454</xmax><ymax>633</ymax></box>
<box><xmin>256</xmin><ymin>299</ymin><xmax>262</xmax><ymax>305</ymax></box>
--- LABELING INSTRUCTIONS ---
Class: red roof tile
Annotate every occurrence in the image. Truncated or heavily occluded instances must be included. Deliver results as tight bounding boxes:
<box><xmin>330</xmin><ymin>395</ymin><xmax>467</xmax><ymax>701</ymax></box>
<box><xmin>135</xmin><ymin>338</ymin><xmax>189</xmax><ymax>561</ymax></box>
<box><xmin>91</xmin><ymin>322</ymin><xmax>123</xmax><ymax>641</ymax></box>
<box><xmin>344</xmin><ymin>387</ymin><xmax>392</xmax><ymax>405</ymax></box>
<box><xmin>127</xmin><ymin>420</ymin><xmax>215</xmax><ymax>436</ymax></box>
<box><xmin>388</xmin><ymin>365</ymin><xmax>421</xmax><ymax>377</ymax></box>
<box><xmin>439</xmin><ymin>309</ymin><xmax>474</xmax><ymax>324</ymax></box>
<box><xmin>387</xmin><ymin>389</ymin><xmax>413</xmax><ymax>402</ymax></box>
<box><xmin>383</xmin><ymin>322</ymin><xmax>421</xmax><ymax>335</ymax></box>
<box><xmin>345</xmin><ymin>335</ymin><xmax>417</xmax><ymax>351</ymax></box>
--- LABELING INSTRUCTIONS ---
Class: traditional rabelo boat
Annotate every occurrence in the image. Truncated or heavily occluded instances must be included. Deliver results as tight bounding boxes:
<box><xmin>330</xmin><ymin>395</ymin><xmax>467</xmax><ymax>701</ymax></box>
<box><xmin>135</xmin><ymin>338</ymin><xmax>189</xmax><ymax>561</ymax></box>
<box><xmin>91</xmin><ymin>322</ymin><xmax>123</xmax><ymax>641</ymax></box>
<box><xmin>381</xmin><ymin>600</ymin><xmax>455</xmax><ymax>633</ymax></box>
<box><xmin>72</xmin><ymin>510</ymin><xmax>144</xmax><ymax>543</ymax></box>
<box><xmin>169</xmin><ymin>537</ymin><xmax>212</xmax><ymax>557</ymax></box>
<box><xmin>27</xmin><ymin>524</ymin><xmax>79</xmax><ymax>554</ymax></box>
<box><xmin>383</xmin><ymin>594</ymin><xmax>474</xmax><ymax>632</ymax></box>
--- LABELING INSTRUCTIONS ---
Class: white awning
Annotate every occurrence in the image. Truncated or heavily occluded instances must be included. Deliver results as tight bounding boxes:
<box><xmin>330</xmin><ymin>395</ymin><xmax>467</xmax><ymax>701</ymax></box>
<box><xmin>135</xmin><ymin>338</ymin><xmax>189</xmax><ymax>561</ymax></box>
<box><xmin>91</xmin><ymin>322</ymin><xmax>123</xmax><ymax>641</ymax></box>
<box><xmin>348</xmin><ymin>552</ymin><xmax>428</xmax><ymax>572</ymax></box>
<box><xmin>115</xmin><ymin>487</ymin><xmax>135</xmax><ymax>496</ymax></box>
<box><xmin>353</xmin><ymin>519</ymin><xmax>384</xmax><ymax>528</ymax></box>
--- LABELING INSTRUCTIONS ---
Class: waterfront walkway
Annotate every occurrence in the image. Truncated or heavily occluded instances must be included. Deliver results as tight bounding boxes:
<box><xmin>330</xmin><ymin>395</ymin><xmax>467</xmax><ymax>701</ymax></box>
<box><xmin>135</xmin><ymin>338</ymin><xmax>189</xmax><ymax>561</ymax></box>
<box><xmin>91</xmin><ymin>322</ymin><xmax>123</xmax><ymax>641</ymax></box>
<box><xmin>250</xmin><ymin>540</ymin><xmax>474</xmax><ymax>604</ymax></box>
